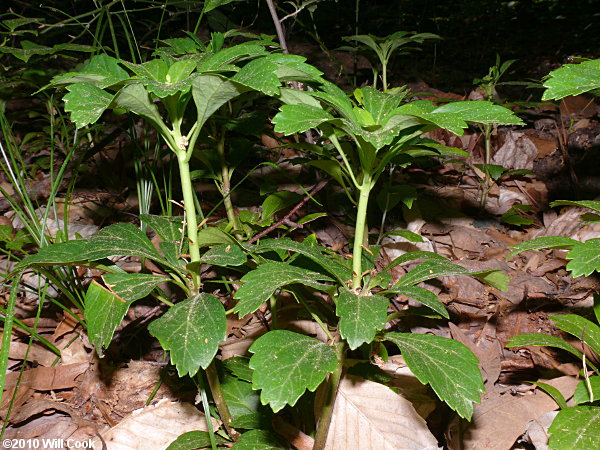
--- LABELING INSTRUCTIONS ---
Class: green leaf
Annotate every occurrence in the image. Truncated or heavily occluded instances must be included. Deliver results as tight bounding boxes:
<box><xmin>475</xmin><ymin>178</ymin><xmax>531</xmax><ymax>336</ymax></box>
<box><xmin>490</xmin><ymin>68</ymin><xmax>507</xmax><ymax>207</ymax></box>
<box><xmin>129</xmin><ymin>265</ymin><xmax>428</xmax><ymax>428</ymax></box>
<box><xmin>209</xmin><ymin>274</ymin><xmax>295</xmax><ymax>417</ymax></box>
<box><xmin>202</xmin><ymin>0</ymin><xmax>237</xmax><ymax>14</ymax></box>
<box><xmin>196</xmin><ymin>227</ymin><xmax>236</xmax><ymax>247</ymax></box>
<box><xmin>84</xmin><ymin>281</ymin><xmax>132</xmax><ymax>356</ymax></box>
<box><xmin>543</xmin><ymin>59</ymin><xmax>600</xmax><ymax>100</ymax></box>
<box><xmin>140</xmin><ymin>214</ymin><xmax>184</xmax><ymax>243</ymax></box>
<box><xmin>507</xmin><ymin>236</ymin><xmax>579</xmax><ymax>259</ymax></box>
<box><xmin>113</xmin><ymin>83</ymin><xmax>169</xmax><ymax>134</ymax></box>
<box><xmin>87</xmin><ymin>223</ymin><xmax>165</xmax><ymax>262</ymax></box>
<box><xmin>63</xmin><ymin>82</ymin><xmax>114</xmax><ymax>128</ymax></box>
<box><xmin>232</xmin><ymin>57</ymin><xmax>280</xmax><ymax>95</ymax></box>
<box><xmin>530</xmin><ymin>381</ymin><xmax>568</xmax><ymax>410</ymax></box>
<box><xmin>18</xmin><ymin>240</ymin><xmax>90</xmax><ymax>268</ymax></box>
<box><xmin>192</xmin><ymin>75</ymin><xmax>248</xmax><ymax>131</ymax></box>
<box><xmin>385</xmin><ymin>332</ymin><xmax>484</xmax><ymax>420</ymax></box>
<box><xmin>81</xmin><ymin>54</ymin><xmax>129</xmax><ymax>87</ymax></box>
<box><xmin>384</xmin><ymin>230</ymin><xmax>424</xmax><ymax>242</ymax></box>
<box><xmin>166</xmin><ymin>431</ymin><xmax>227</xmax><ymax>450</ymax></box>
<box><xmin>222</xmin><ymin>376</ymin><xmax>269</xmax><ymax>423</ymax></box>
<box><xmin>231</xmin><ymin>429</ymin><xmax>288</xmax><ymax>449</ymax></box>
<box><xmin>336</xmin><ymin>288</ymin><xmax>389</xmax><ymax>350</ymax></box>
<box><xmin>233</xmin><ymin>262</ymin><xmax>333</xmax><ymax>317</ymax></box>
<box><xmin>360</xmin><ymin>86</ymin><xmax>405</xmax><ymax>124</ymax></box>
<box><xmin>548</xmin><ymin>406</ymin><xmax>600</xmax><ymax>449</ymax></box>
<box><xmin>433</xmin><ymin>101</ymin><xmax>524</xmax><ymax>127</ymax></box>
<box><xmin>396</xmin><ymin>259</ymin><xmax>505</xmax><ymax>289</ymax></box>
<box><xmin>566</xmin><ymin>239</ymin><xmax>600</xmax><ymax>277</ymax></box>
<box><xmin>551</xmin><ymin>314</ymin><xmax>600</xmax><ymax>356</ymax></box>
<box><xmin>0</xmin><ymin>41</ymin><xmax>96</xmax><ymax>63</ymax></box>
<box><xmin>148</xmin><ymin>293</ymin><xmax>226</xmax><ymax>377</ymax></box>
<box><xmin>550</xmin><ymin>200</ymin><xmax>600</xmax><ymax>215</ymax></box>
<box><xmin>196</xmin><ymin>43</ymin><xmax>267</xmax><ymax>72</ymax></box>
<box><xmin>261</xmin><ymin>191</ymin><xmax>303</xmax><ymax>221</ymax></box>
<box><xmin>383</xmin><ymin>285</ymin><xmax>448</xmax><ymax>318</ymax></box>
<box><xmin>573</xmin><ymin>377</ymin><xmax>600</xmax><ymax>405</ymax></box>
<box><xmin>507</xmin><ymin>333</ymin><xmax>588</xmax><ymax>364</ymax></box>
<box><xmin>255</xmin><ymin>238</ymin><xmax>352</xmax><ymax>284</ymax></box>
<box><xmin>249</xmin><ymin>330</ymin><xmax>338</xmax><ymax>412</ymax></box>
<box><xmin>103</xmin><ymin>273</ymin><xmax>167</xmax><ymax>302</ymax></box>
<box><xmin>272</xmin><ymin>104</ymin><xmax>334</xmax><ymax>135</ymax></box>
<box><xmin>376</xmin><ymin>184</ymin><xmax>418</xmax><ymax>211</ymax></box>
<box><xmin>198</xmin><ymin>243</ymin><xmax>246</xmax><ymax>266</ymax></box>
<box><xmin>269</xmin><ymin>54</ymin><xmax>323</xmax><ymax>82</ymax></box>
<box><xmin>224</xmin><ymin>356</ymin><xmax>253</xmax><ymax>382</ymax></box>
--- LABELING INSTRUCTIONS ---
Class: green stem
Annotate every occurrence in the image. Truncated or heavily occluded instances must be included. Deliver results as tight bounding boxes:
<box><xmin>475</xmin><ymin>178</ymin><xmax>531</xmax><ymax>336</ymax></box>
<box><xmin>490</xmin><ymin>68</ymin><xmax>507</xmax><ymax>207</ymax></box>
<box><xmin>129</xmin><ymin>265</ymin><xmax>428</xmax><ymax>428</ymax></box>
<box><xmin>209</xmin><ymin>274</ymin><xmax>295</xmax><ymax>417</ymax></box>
<box><xmin>205</xmin><ymin>363</ymin><xmax>238</xmax><ymax>439</ymax></box>
<box><xmin>217</xmin><ymin>128</ymin><xmax>239</xmax><ymax>231</ymax></box>
<box><xmin>313</xmin><ymin>341</ymin><xmax>346</xmax><ymax>450</ymax></box>
<box><xmin>352</xmin><ymin>176</ymin><xmax>373</xmax><ymax>290</ymax></box>
<box><xmin>479</xmin><ymin>123</ymin><xmax>492</xmax><ymax>210</ymax></box>
<box><xmin>176</xmin><ymin>151</ymin><xmax>201</xmax><ymax>290</ymax></box>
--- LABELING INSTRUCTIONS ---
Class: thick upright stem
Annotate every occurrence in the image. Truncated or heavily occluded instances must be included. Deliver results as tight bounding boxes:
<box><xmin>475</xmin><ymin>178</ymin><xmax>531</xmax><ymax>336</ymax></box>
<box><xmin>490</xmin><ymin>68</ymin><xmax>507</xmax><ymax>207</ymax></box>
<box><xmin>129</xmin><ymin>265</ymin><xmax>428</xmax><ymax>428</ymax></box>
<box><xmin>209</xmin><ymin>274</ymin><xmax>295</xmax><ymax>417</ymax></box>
<box><xmin>205</xmin><ymin>362</ymin><xmax>238</xmax><ymax>439</ymax></box>
<box><xmin>351</xmin><ymin>177</ymin><xmax>372</xmax><ymax>290</ymax></box>
<box><xmin>176</xmin><ymin>152</ymin><xmax>201</xmax><ymax>290</ymax></box>
<box><xmin>313</xmin><ymin>342</ymin><xmax>346</xmax><ymax>450</ymax></box>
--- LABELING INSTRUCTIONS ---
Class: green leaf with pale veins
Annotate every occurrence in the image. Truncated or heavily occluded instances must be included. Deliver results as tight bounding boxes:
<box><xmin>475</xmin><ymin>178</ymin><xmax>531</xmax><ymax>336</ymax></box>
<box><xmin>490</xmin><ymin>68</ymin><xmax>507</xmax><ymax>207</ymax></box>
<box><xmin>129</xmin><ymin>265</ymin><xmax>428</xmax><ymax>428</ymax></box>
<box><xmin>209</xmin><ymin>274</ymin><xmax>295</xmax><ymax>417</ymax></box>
<box><xmin>337</xmin><ymin>288</ymin><xmax>388</xmax><ymax>350</ymax></box>
<box><xmin>396</xmin><ymin>259</ymin><xmax>507</xmax><ymax>290</ymax></box>
<box><xmin>84</xmin><ymin>281</ymin><xmax>132</xmax><ymax>356</ymax></box>
<box><xmin>566</xmin><ymin>239</ymin><xmax>600</xmax><ymax>277</ymax></box>
<box><xmin>233</xmin><ymin>262</ymin><xmax>333</xmax><ymax>317</ymax></box>
<box><xmin>548</xmin><ymin>406</ymin><xmax>600</xmax><ymax>450</ymax></box>
<box><xmin>192</xmin><ymin>75</ymin><xmax>249</xmax><ymax>131</ymax></box>
<box><xmin>200</xmin><ymin>243</ymin><xmax>246</xmax><ymax>266</ymax></box>
<box><xmin>103</xmin><ymin>273</ymin><xmax>168</xmax><ymax>302</ymax></box>
<box><xmin>222</xmin><ymin>376</ymin><xmax>270</xmax><ymax>424</ymax></box>
<box><xmin>63</xmin><ymin>82</ymin><xmax>113</xmax><ymax>128</ymax></box>
<box><xmin>148</xmin><ymin>293</ymin><xmax>226</xmax><ymax>377</ymax></box>
<box><xmin>383</xmin><ymin>285</ymin><xmax>448</xmax><ymax>318</ymax></box>
<box><xmin>231</xmin><ymin>429</ymin><xmax>289</xmax><ymax>449</ymax></box>
<box><xmin>385</xmin><ymin>332</ymin><xmax>484</xmax><ymax>420</ymax></box>
<box><xmin>256</xmin><ymin>238</ymin><xmax>352</xmax><ymax>283</ymax></box>
<box><xmin>232</xmin><ymin>57</ymin><xmax>280</xmax><ymax>95</ymax></box>
<box><xmin>166</xmin><ymin>431</ymin><xmax>227</xmax><ymax>450</ymax></box>
<box><xmin>140</xmin><ymin>214</ymin><xmax>184</xmax><ymax>242</ymax></box>
<box><xmin>551</xmin><ymin>314</ymin><xmax>600</xmax><ymax>356</ymax></box>
<box><xmin>507</xmin><ymin>236</ymin><xmax>579</xmax><ymax>259</ymax></box>
<box><xmin>18</xmin><ymin>240</ymin><xmax>90</xmax><ymax>268</ymax></box>
<box><xmin>87</xmin><ymin>223</ymin><xmax>165</xmax><ymax>262</ymax></box>
<box><xmin>113</xmin><ymin>83</ymin><xmax>169</xmax><ymax>134</ymax></box>
<box><xmin>249</xmin><ymin>330</ymin><xmax>338</xmax><ymax>412</ymax></box>
<box><xmin>543</xmin><ymin>59</ymin><xmax>600</xmax><ymax>100</ymax></box>
<box><xmin>272</xmin><ymin>104</ymin><xmax>334</xmax><ymax>135</ymax></box>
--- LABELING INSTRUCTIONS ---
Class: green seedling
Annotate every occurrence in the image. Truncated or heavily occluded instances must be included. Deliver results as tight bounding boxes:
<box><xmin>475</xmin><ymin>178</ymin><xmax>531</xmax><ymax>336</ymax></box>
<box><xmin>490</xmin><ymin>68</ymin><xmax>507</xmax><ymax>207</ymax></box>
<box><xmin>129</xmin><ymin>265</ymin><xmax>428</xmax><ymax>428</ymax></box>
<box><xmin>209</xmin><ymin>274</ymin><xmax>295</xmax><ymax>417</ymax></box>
<box><xmin>341</xmin><ymin>31</ymin><xmax>440</xmax><ymax>90</ymax></box>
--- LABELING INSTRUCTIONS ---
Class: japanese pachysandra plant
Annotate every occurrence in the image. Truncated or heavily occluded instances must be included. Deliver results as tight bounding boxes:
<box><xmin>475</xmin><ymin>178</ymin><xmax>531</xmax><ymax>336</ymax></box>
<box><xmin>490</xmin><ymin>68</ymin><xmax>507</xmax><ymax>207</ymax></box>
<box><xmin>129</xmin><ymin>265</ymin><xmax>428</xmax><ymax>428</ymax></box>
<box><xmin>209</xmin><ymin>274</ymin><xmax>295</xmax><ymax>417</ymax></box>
<box><xmin>16</xmin><ymin>33</ymin><xmax>325</xmax><ymax>436</ymax></box>
<box><xmin>229</xmin><ymin>80</ymin><xmax>524</xmax><ymax>447</ymax></box>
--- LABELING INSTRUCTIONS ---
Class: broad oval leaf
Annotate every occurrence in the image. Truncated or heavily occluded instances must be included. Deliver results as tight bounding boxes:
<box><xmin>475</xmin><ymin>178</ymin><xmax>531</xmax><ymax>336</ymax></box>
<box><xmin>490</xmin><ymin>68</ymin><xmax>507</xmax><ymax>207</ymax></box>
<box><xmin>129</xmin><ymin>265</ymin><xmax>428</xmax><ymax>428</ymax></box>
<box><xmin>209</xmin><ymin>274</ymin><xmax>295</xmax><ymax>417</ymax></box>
<box><xmin>573</xmin><ymin>376</ymin><xmax>600</xmax><ymax>405</ymax></box>
<box><xmin>148</xmin><ymin>293</ymin><xmax>226</xmax><ymax>377</ymax></box>
<box><xmin>385</xmin><ymin>332</ymin><xmax>484</xmax><ymax>420</ymax></box>
<box><xmin>233</xmin><ymin>262</ymin><xmax>333</xmax><ymax>317</ymax></box>
<box><xmin>548</xmin><ymin>406</ymin><xmax>600</xmax><ymax>449</ymax></box>
<box><xmin>249</xmin><ymin>330</ymin><xmax>338</xmax><ymax>412</ymax></box>
<box><xmin>192</xmin><ymin>75</ymin><xmax>249</xmax><ymax>131</ymax></box>
<box><xmin>337</xmin><ymin>288</ymin><xmax>388</xmax><ymax>350</ymax></box>
<box><xmin>231</xmin><ymin>429</ymin><xmax>288</xmax><ymax>449</ymax></box>
<box><xmin>85</xmin><ymin>281</ymin><xmax>132</xmax><ymax>356</ymax></box>
<box><xmin>199</xmin><ymin>243</ymin><xmax>246</xmax><ymax>266</ymax></box>
<box><xmin>87</xmin><ymin>223</ymin><xmax>165</xmax><ymax>262</ymax></box>
<box><xmin>112</xmin><ymin>83</ymin><xmax>169</xmax><ymax>134</ymax></box>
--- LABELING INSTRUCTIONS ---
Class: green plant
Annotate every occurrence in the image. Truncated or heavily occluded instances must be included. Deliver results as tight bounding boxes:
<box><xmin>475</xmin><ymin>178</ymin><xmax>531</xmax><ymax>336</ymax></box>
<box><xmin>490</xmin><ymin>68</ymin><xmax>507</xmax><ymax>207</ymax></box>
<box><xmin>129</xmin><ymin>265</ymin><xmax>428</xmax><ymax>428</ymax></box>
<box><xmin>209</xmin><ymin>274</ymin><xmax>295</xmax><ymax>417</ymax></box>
<box><xmin>341</xmin><ymin>31</ymin><xmax>440</xmax><ymax>90</ymax></box>
<box><xmin>504</xmin><ymin>60</ymin><xmax>600</xmax><ymax>449</ymax></box>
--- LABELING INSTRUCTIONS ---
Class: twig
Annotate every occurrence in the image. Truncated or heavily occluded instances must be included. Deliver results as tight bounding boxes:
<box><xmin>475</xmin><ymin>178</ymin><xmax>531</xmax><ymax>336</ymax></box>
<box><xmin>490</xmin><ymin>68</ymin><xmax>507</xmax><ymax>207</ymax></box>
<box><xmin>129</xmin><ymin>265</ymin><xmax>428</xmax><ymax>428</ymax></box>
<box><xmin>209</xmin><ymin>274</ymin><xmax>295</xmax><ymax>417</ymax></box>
<box><xmin>249</xmin><ymin>180</ymin><xmax>329</xmax><ymax>244</ymax></box>
<box><xmin>266</xmin><ymin>0</ymin><xmax>289</xmax><ymax>54</ymax></box>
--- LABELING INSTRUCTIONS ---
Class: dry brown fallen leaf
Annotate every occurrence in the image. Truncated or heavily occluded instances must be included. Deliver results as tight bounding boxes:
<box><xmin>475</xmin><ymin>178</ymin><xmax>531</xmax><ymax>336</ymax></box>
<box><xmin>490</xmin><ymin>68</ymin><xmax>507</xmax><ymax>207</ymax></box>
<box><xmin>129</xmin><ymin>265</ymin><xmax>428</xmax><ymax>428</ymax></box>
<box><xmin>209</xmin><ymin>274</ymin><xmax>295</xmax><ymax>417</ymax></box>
<box><xmin>92</xmin><ymin>399</ymin><xmax>218</xmax><ymax>449</ymax></box>
<box><xmin>324</xmin><ymin>375</ymin><xmax>440</xmax><ymax>450</ymax></box>
<box><xmin>451</xmin><ymin>375</ymin><xmax>578</xmax><ymax>450</ymax></box>
<box><xmin>3</xmin><ymin>362</ymin><xmax>88</xmax><ymax>391</ymax></box>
